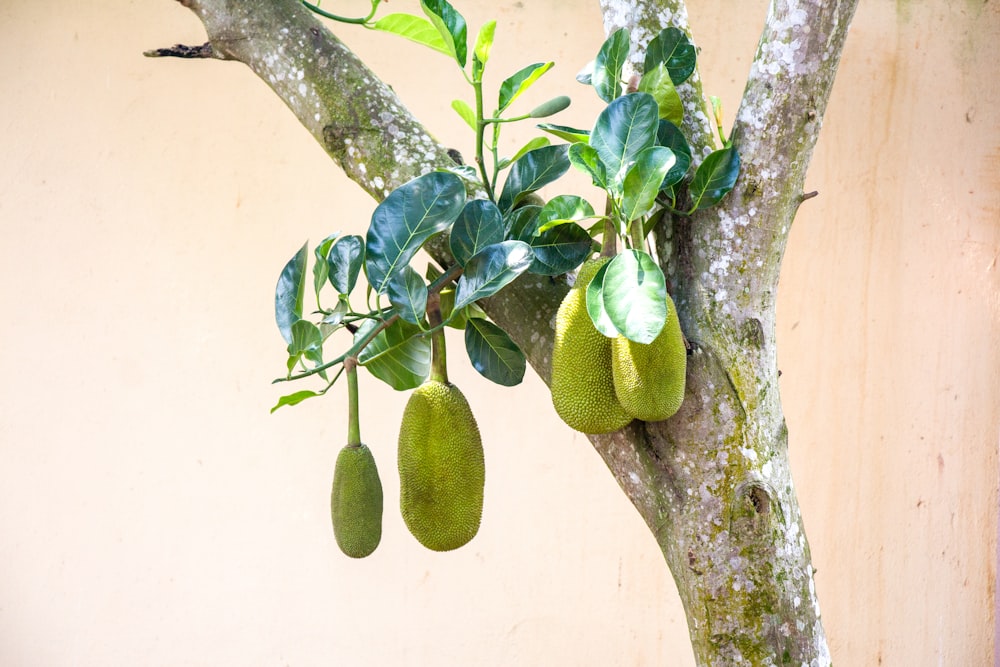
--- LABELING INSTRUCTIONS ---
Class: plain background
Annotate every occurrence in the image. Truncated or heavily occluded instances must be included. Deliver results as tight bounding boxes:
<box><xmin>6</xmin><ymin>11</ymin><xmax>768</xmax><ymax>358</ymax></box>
<box><xmin>1</xmin><ymin>0</ymin><xmax>998</xmax><ymax>664</ymax></box>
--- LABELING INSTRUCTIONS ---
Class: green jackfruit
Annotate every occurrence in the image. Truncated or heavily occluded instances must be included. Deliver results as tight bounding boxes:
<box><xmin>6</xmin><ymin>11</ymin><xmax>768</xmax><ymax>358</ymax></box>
<box><xmin>331</xmin><ymin>443</ymin><xmax>383</xmax><ymax>558</ymax></box>
<box><xmin>611</xmin><ymin>293</ymin><xmax>686</xmax><ymax>422</ymax></box>
<box><xmin>398</xmin><ymin>380</ymin><xmax>484</xmax><ymax>551</ymax></box>
<box><xmin>550</xmin><ymin>257</ymin><xmax>633</xmax><ymax>434</ymax></box>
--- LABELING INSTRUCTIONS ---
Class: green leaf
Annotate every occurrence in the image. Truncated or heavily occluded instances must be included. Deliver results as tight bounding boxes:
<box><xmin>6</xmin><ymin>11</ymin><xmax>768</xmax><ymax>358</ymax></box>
<box><xmin>688</xmin><ymin>146</ymin><xmax>741</xmax><ymax>212</ymax></box>
<box><xmin>454</xmin><ymin>240</ymin><xmax>534</xmax><ymax>310</ymax></box>
<box><xmin>464</xmin><ymin>318</ymin><xmax>525</xmax><ymax>386</ymax></box>
<box><xmin>536</xmin><ymin>195</ymin><xmax>595</xmax><ymax>234</ymax></box>
<box><xmin>312</xmin><ymin>232</ymin><xmax>339</xmax><ymax>306</ymax></box>
<box><xmin>473</xmin><ymin>19</ymin><xmax>496</xmax><ymax>66</ymax></box>
<box><xmin>527</xmin><ymin>223</ymin><xmax>593</xmax><ymax>276</ymax></box>
<box><xmin>497</xmin><ymin>144</ymin><xmax>570</xmax><ymax>213</ymax></box>
<box><xmin>584</xmin><ymin>260</ymin><xmax>618</xmax><ymax>337</ymax></box>
<box><xmin>450</xmin><ymin>199</ymin><xmax>504</xmax><ymax>265</ymax></box>
<box><xmin>621</xmin><ymin>146</ymin><xmax>676</xmax><ymax>222</ymax></box>
<box><xmin>536</xmin><ymin>123</ymin><xmax>590</xmax><ymax>144</ymax></box>
<box><xmin>500</xmin><ymin>136</ymin><xmax>550</xmax><ymax>171</ymax></box>
<box><xmin>589</xmin><ymin>92</ymin><xmax>659</xmax><ymax>189</ymax></box>
<box><xmin>656</xmin><ymin>120</ymin><xmax>692</xmax><ymax>189</ymax></box>
<box><xmin>644</xmin><ymin>27</ymin><xmax>697</xmax><ymax>85</ymax></box>
<box><xmin>365</xmin><ymin>171</ymin><xmax>465</xmax><ymax>294</ymax></box>
<box><xmin>592</xmin><ymin>28</ymin><xmax>630</xmax><ymax>102</ymax></box>
<box><xmin>275</xmin><ymin>242</ymin><xmax>308</xmax><ymax>345</ymax></box>
<box><xmin>286</xmin><ymin>319</ymin><xmax>324</xmax><ymax>372</ymax></box>
<box><xmin>575</xmin><ymin>60</ymin><xmax>594</xmax><ymax>85</ymax></box>
<box><xmin>357</xmin><ymin>319</ymin><xmax>431</xmax><ymax>391</ymax></box>
<box><xmin>386</xmin><ymin>265</ymin><xmax>428</xmax><ymax>325</ymax></box>
<box><xmin>270</xmin><ymin>390</ymin><xmax>322</xmax><ymax>414</ymax></box>
<box><xmin>638</xmin><ymin>63</ymin><xmax>683</xmax><ymax>124</ymax></box>
<box><xmin>568</xmin><ymin>142</ymin><xmax>608</xmax><ymax>190</ymax></box>
<box><xmin>327</xmin><ymin>234</ymin><xmax>364</xmax><ymax>295</ymax></box>
<box><xmin>451</xmin><ymin>99</ymin><xmax>476</xmax><ymax>130</ymax></box>
<box><xmin>420</xmin><ymin>0</ymin><xmax>467</xmax><ymax>66</ymax></box>
<box><xmin>504</xmin><ymin>204</ymin><xmax>541</xmax><ymax>240</ymax></box>
<box><xmin>498</xmin><ymin>62</ymin><xmax>554</xmax><ymax>114</ymax></box>
<box><xmin>601</xmin><ymin>250</ymin><xmax>667</xmax><ymax>344</ymax></box>
<box><xmin>372</xmin><ymin>14</ymin><xmax>452</xmax><ymax>58</ymax></box>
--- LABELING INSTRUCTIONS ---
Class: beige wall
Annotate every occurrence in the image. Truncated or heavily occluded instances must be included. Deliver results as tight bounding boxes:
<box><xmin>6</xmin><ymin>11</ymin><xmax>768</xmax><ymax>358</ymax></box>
<box><xmin>1</xmin><ymin>1</ymin><xmax>997</xmax><ymax>665</ymax></box>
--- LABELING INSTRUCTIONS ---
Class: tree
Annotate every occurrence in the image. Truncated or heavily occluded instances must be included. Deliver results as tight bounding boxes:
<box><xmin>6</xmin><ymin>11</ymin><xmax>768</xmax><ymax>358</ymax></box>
<box><xmin>148</xmin><ymin>0</ymin><xmax>858</xmax><ymax>663</ymax></box>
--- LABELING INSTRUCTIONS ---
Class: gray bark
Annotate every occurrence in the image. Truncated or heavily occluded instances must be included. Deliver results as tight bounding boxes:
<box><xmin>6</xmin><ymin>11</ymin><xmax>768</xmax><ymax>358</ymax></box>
<box><xmin>151</xmin><ymin>0</ymin><xmax>858</xmax><ymax>663</ymax></box>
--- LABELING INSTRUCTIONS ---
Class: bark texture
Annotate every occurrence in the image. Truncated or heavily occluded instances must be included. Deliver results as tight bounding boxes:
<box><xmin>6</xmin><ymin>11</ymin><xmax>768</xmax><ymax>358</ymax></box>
<box><xmin>154</xmin><ymin>0</ymin><xmax>858</xmax><ymax>664</ymax></box>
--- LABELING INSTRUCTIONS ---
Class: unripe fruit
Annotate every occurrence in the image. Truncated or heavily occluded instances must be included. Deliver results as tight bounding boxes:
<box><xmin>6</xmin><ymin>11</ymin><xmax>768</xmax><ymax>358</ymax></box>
<box><xmin>611</xmin><ymin>293</ymin><xmax>687</xmax><ymax>422</ymax></box>
<box><xmin>529</xmin><ymin>95</ymin><xmax>571</xmax><ymax>118</ymax></box>
<box><xmin>550</xmin><ymin>258</ymin><xmax>633</xmax><ymax>434</ymax></box>
<box><xmin>331</xmin><ymin>443</ymin><xmax>383</xmax><ymax>558</ymax></box>
<box><xmin>398</xmin><ymin>380</ymin><xmax>485</xmax><ymax>551</ymax></box>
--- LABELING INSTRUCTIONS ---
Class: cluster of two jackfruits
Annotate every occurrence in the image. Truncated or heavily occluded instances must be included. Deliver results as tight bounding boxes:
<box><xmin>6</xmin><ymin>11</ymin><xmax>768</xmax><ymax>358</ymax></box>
<box><xmin>331</xmin><ymin>379</ymin><xmax>484</xmax><ymax>559</ymax></box>
<box><xmin>551</xmin><ymin>256</ymin><xmax>687</xmax><ymax>434</ymax></box>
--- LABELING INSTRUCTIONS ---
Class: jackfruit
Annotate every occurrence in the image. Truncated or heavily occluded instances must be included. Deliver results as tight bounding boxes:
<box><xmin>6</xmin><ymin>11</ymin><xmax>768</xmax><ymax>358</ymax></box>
<box><xmin>398</xmin><ymin>380</ymin><xmax>484</xmax><ymax>551</ymax></box>
<box><xmin>550</xmin><ymin>257</ymin><xmax>633</xmax><ymax>434</ymax></box>
<box><xmin>331</xmin><ymin>443</ymin><xmax>383</xmax><ymax>558</ymax></box>
<box><xmin>611</xmin><ymin>293</ymin><xmax>686</xmax><ymax>422</ymax></box>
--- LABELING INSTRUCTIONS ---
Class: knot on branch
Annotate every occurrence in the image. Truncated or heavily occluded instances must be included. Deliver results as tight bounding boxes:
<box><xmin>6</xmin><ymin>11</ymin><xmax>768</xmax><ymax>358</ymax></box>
<box><xmin>143</xmin><ymin>42</ymin><xmax>216</xmax><ymax>59</ymax></box>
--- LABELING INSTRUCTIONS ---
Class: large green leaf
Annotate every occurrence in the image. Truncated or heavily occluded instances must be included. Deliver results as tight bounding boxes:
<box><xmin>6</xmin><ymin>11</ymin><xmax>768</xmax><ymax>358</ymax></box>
<box><xmin>312</xmin><ymin>233</ymin><xmax>339</xmax><ymax>305</ymax></box>
<box><xmin>584</xmin><ymin>260</ymin><xmax>618</xmax><ymax>338</ymax></box>
<box><xmin>365</xmin><ymin>171</ymin><xmax>465</xmax><ymax>294</ymax></box>
<box><xmin>453</xmin><ymin>240</ymin><xmax>534</xmax><ymax>310</ymax></box>
<box><xmin>688</xmin><ymin>146</ymin><xmax>741</xmax><ymax>212</ymax></box>
<box><xmin>656</xmin><ymin>120</ymin><xmax>692</xmax><ymax>189</ymax></box>
<box><xmin>286</xmin><ymin>319</ymin><xmax>324</xmax><ymax>373</ymax></box>
<box><xmin>592</xmin><ymin>27</ymin><xmax>630</xmax><ymax>103</ymax></box>
<box><xmin>527</xmin><ymin>223</ymin><xmax>593</xmax><ymax>276</ymax></box>
<box><xmin>464</xmin><ymin>318</ymin><xmax>525</xmax><ymax>386</ymax></box>
<box><xmin>386</xmin><ymin>265</ymin><xmax>428</xmax><ymax>325</ymax></box>
<box><xmin>357</xmin><ymin>319</ymin><xmax>431</xmax><ymax>390</ymax></box>
<box><xmin>420</xmin><ymin>0</ymin><xmax>467</xmax><ymax>66</ymax></box>
<box><xmin>497</xmin><ymin>62</ymin><xmax>554</xmax><ymax>114</ymax></box>
<box><xmin>536</xmin><ymin>123</ymin><xmax>590</xmax><ymax>144</ymax></box>
<box><xmin>327</xmin><ymin>234</ymin><xmax>364</xmax><ymax>295</ymax></box>
<box><xmin>498</xmin><ymin>136</ymin><xmax>550</xmax><ymax>171</ymax></box>
<box><xmin>621</xmin><ymin>146</ymin><xmax>676</xmax><ymax>222</ymax></box>
<box><xmin>589</xmin><ymin>93</ymin><xmax>659</xmax><ymax>189</ymax></box>
<box><xmin>275</xmin><ymin>242</ymin><xmax>308</xmax><ymax>345</ymax></box>
<box><xmin>644</xmin><ymin>27</ymin><xmax>696</xmax><ymax>85</ymax></box>
<box><xmin>568</xmin><ymin>142</ymin><xmax>608</xmax><ymax>190</ymax></box>
<box><xmin>497</xmin><ymin>145</ymin><xmax>570</xmax><ymax>213</ymax></box>
<box><xmin>536</xmin><ymin>195</ymin><xmax>595</xmax><ymax>234</ymax></box>
<box><xmin>504</xmin><ymin>204</ymin><xmax>541</xmax><ymax>240</ymax></box>
<box><xmin>372</xmin><ymin>14</ymin><xmax>452</xmax><ymax>58</ymax></box>
<box><xmin>450</xmin><ymin>199</ymin><xmax>504</xmax><ymax>266</ymax></box>
<box><xmin>601</xmin><ymin>250</ymin><xmax>667</xmax><ymax>344</ymax></box>
<box><xmin>638</xmin><ymin>63</ymin><xmax>683</xmax><ymax>124</ymax></box>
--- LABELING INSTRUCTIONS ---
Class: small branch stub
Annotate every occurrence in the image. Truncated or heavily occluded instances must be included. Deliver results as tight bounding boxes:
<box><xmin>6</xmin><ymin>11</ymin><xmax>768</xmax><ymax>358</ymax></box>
<box><xmin>143</xmin><ymin>42</ymin><xmax>218</xmax><ymax>59</ymax></box>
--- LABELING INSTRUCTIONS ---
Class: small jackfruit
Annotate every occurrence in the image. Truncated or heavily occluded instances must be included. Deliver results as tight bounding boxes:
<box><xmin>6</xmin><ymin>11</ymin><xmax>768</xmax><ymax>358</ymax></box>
<box><xmin>398</xmin><ymin>380</ymin><xmax>485</xmax><ymax>551</ymax></box>
<box><xmin>611</xmin><ymin>293</ymin><xmax>686</xmax><ymax>422</ymax></box>
<box><xmin>550</xmin><ymin>257</ymin><xmax>634</xmax><ymax>434</ymax></box>
<box><xmin>331</xmin><ymin>443</ymin><xmax>384</xmax><ymax>558</ymax></box>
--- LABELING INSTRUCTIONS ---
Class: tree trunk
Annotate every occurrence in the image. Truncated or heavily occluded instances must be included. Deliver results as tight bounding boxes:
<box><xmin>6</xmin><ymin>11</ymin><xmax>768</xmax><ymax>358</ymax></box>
<box><xmin>151</xmin><ymin>0</ymin><xmax>858</xmax><ymax>663</ymax></box>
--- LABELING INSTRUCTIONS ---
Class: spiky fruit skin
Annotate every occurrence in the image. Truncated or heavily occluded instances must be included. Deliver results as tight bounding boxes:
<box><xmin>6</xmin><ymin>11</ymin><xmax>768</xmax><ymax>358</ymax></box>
<box><xmin>398</xmin><ymin>380</ymin><xmax>484</xmax><ymax>552</ymax></box>
<box><xmin>612</xmin><ymin>294</ymin><xmax>687</xmax><ymax>422</ymax></box>
<box><xmin>550</xmin><ymin>258</ymin><xmax>634</xmax><ymax>434</ymax></box>
<box><xmin>331</xmin><ymin>444</ymin><xmax>383</xmax><ymax>559</ymax></box>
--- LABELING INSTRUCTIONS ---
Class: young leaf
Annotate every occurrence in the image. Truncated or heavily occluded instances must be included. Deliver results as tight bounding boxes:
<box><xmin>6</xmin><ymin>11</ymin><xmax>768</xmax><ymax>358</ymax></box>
<box><xmin>527</xmin><ymin>223</ymin><xmax>593</xmax><ymax>276</ymax></box>
<box><xmin>386</xmin><ymin>265</ymin><xmax>429</xmax><ymax>325</ymax></box>
<box><xmin>584</xmin><ymin>260</ymin><xmax>619</xmax><ymax>337</ymax></box>
<box><xmin>620</xmin><ymin>146</ymin><xmax>676</xmax><ymax>222</ymax></box>
<box><xmin>450</xmin><ymin>199</ymin><xmax>504</xmax><ymax>265</ymax></box>
<box><xmin>536</xmin><ymin>123</ymin><xmax>590</xmax><ymax>144</ymax></box>
<box><xmin>275</xmin><ymin>242</ymin><xmax>308</xmax><ymax>345</ymax></box>
<box><xmin>327</xmin><ymin>234</ymin><xmax>364</xmax><ymax>295</ymax></box>
<box><xmin>688</xmin><ymin>146</ymin><xmax>741</xmax><ymax>212</ymax></box>
<box><xmin>365</xmin><ymin>171</ymin><xmax>465</xmax><ymax>294</ymax></box>
<box><xmin>589</xmin><ymin>92</ymin><xmax>659</xmax><ymax>189</ymax></box>
<box><xmin>287</xmin><ymin>319</ymin><xmax>324</xmax><ymax>372</ymax></box>
<box><xmin>497</xmin><ymin>144</ymin><xmax>570</xmax><ymax>212</ymax></box>
<box><xmin>575</xmin><ymin>60</ymin><xmax>594</xmax><ymax>85</ymax></box>
<box><xmin>465</xmin><ymin>318</ymin><xmax>526</xmax><ymax>386</ymax></box>
<box><xmin>656</xmin><ymin>120</ymin><xmax>692</xmax><ymax>189</ymax></box>
<box><xmin>473</xmin><ymin>19</ymin><xmax>496</xmax><ymax>66</ymax></box>
<box><xmin>270</xmin><ymin>390</ymin><xmax>323</xmax><ymax>414</ymax></box>
<box><xmin>453</xmin><ymin>240</ymin><xmax>534</xmax><ymax>310</ymax></box>
<box><xmin>601</xmin><ymin>250</ymin><xmax>667</xmax><ymax>344</ymax></box>
<box><xmin>500</xmin><ymin>137</ymin><xmax>550</xmax><ymax>171</ymax></box>
<box><xmin>592</xmin><ymin>27</ymin><xmax>630</xmax><ymax>103</ymax></box>
<box><xmin>420</xmin><ymin>0</ymin><xmax>468</xmax><ymax>66</ymax></box>
<box><xmin>638</xmin><ymin>63</ymin><xmax>683</xmax><ymax>124</ymax></box>
<box><xmin>568</xmin><ymin>142</ymin><xmax>608</xmax><ymax>190</ymax></box>
<box><xmin>644</xmin><ymin>27</ymin><xmax>697</xmax><ymax>85</ymax></box>
<box><xmin>451</xmin><ymin>99</ymin><xmax>476</xmax><ymax>130</ymax></box>
<box><xmin>497</xmin><ymin>62</ymin><xmax>554</xmax><ymax>114</ymax></box>
<box><xmin>356</xmin><ymin>319</ymin><xmax>431</xmax><ymax>391</ymax></box>
<box><xmin>372</xmin><ymin>14</ymin><xmax>452</xmax><ymax>58</ymax></box>
<box><xmin>536</xmin><ymin>195</ymin><xmax>596</xmax><ymax>234</ymax></box>
<box><xmin>312</xmin><ymin>232</ymin><xmax>339</xmax><ymax>304</ymax></box>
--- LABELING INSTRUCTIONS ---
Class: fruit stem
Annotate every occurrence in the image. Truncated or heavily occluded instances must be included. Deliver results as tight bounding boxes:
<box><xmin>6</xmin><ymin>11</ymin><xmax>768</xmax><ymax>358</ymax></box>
<box><xmin>427</xmin><ymin>294</ymin><xmax>449</xmax><ymax>385</ymax></box>
<box><xmin>345</xmin><ymin>357</ymin><xmax>361</xmax><ymax>447</ymax></box>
